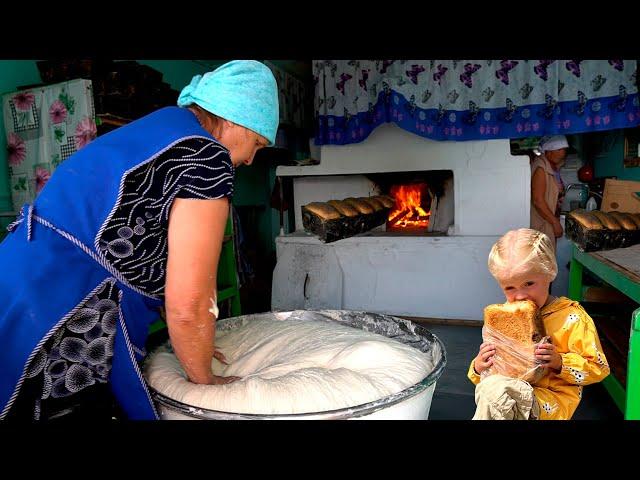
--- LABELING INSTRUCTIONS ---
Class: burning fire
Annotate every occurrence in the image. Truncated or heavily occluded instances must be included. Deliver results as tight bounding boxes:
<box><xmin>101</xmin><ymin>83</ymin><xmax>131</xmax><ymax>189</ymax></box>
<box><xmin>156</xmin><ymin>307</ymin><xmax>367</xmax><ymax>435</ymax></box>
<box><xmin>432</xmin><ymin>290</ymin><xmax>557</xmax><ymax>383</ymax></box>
<box><xmin>387</xmin><ymin>183</ymin><xmax>430</xmax><ymax>229</ymax></box>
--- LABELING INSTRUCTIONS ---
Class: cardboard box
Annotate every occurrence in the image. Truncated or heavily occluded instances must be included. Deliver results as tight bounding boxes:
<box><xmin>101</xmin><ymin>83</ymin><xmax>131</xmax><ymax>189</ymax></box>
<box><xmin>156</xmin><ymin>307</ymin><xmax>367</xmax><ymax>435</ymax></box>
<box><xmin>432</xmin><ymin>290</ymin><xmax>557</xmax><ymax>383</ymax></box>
<box><xmin>602</xmin><ymin>179</ymin><xmax>640</xmax><ymax>213</ymax></box>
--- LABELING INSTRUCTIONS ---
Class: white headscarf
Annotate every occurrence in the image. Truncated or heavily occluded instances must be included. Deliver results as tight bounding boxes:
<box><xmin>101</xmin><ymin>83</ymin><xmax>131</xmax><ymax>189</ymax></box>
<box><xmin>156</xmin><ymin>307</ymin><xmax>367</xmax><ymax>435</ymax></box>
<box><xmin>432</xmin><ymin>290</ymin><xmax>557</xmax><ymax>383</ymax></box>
<box><xmin>539</xmin><ymin>135</ymin><xmax>569</xmax><ymax>152</ymax></box>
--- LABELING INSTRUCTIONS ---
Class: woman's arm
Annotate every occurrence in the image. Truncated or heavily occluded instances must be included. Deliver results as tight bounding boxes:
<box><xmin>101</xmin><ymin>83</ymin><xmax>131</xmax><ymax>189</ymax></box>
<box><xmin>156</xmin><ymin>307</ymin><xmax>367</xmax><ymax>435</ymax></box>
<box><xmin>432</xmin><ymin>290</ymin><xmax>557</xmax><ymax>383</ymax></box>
<box><xmin>164</xmin><ymin>196</ymin><xmax>230</xmax><ymax>384</ymax></box>
<box><xmin>532</xmin><ymin>167</ymin><xmax>562</xmax><ymax>237</ymax></box>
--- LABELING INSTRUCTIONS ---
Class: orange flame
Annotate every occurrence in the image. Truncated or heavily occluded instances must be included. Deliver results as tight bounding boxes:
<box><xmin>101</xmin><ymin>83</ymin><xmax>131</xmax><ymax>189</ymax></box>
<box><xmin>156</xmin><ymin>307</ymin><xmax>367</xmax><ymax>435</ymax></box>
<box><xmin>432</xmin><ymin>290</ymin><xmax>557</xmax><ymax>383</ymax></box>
<box><xmin>387</xmin><ymin>183</ymin><xmax>430</xmax><ymax>229</ymax></box>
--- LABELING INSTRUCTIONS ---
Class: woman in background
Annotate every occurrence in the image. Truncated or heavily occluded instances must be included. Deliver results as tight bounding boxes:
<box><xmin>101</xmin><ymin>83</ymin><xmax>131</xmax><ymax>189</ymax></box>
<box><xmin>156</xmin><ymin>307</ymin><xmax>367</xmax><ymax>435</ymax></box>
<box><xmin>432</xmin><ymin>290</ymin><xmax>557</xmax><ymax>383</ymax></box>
<box><xmin>531</xmin><ymin>135</ymin><xmax>569</xmax><ymax>250</ymax></box>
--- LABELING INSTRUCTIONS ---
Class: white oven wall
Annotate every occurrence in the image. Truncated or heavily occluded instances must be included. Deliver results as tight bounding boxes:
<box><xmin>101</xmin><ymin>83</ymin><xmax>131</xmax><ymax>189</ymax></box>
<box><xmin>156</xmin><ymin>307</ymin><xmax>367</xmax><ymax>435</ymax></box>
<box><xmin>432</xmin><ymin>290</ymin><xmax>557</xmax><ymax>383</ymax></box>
<box><xmin>272</xmin><ymin>234</ymin><xmax>506</xmax><ymax>320</ymax></box>
<box><xmin>282</xmin><ymin>123</ymin><xmax>530</xmax><ymax>235</ymax></box>
<box><xmin>273</xmin><ymin>123</ymin><xmax>532</xmax><ymax>321</ymax></box>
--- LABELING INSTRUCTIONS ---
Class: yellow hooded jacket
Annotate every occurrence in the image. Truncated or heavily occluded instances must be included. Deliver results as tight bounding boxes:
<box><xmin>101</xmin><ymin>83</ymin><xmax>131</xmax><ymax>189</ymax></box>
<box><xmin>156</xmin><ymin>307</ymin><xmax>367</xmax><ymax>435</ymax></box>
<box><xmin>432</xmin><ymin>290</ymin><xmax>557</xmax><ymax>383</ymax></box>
<box><xmin>468</xmin><ymin>297</ymin><xmax>610</xmax><ymax>420</ymax></box>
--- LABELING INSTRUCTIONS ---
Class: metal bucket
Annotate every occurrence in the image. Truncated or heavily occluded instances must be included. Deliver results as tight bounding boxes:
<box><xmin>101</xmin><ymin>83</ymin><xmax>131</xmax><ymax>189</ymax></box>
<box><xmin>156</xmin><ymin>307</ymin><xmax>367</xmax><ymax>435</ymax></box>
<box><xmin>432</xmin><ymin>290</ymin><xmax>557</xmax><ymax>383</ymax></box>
<box><xmin>148</xmin><ymin>310</ymin><xmax>447</xmax><ymax>420</ymax></box>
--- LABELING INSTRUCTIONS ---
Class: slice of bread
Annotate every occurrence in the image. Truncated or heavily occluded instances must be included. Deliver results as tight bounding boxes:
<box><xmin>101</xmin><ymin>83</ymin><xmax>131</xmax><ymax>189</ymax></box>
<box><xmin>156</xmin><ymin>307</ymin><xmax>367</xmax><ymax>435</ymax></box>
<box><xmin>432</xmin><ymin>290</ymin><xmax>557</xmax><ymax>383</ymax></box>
<box><xmin>484</xmin><ymin>300</ymin><xmax>544</xmax><ymax>345</ymax></box>
<box><xmin>483</xmin><ymin>300</ymin><xmax>547</xmax><ymax>383</ymax></box>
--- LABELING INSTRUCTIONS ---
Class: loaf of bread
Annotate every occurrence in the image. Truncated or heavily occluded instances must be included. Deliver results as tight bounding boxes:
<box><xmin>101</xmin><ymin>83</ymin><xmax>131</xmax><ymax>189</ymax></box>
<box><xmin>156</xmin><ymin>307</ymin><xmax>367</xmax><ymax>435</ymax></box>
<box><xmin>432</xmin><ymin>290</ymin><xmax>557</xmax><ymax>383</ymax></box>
<box><xmin>343</xmin><ymin>198</ymin><xmax>374</xmax><ymax>214</ymax></box>
<box><xmin>482</xmin><ymin>300</ymin><xmax>547</xmax><ymax>383</ymax></box>
<box><xmin>567</xmin><ymin>209</ymin><xmax>604</xmax><ymax>230</ymax></box>
<box><xmin>358</xmin><ymin>197</ymin><xmax>385</xmax><ymax>211</ymax></box>
<box><xmin>608</xmin><ymin>211</ymin><xmax>638</xmax><ymax>230</ymax></box>
<box><xmin>327</xmin><ymin>200</ymin><xmax>359</xmax><ymax>217</ymax></box>
<box><xmin>621</xmin><ymin>212</ymin><xmax>640</xmax><ymax>228</ymax></box>
<box><xmin>374</xmin><ymin>195</ymin><xmax>395</xmax><ymax>209</ymax></box>
<box><xmin>302</xmin><ymin>202</ymin><xmax>342</xmax><ymax>221</ymax></box>
<box><xmin>590</xmin><ymin>210</ymin><xmax>622</xmax><ymax>230</ymax></box>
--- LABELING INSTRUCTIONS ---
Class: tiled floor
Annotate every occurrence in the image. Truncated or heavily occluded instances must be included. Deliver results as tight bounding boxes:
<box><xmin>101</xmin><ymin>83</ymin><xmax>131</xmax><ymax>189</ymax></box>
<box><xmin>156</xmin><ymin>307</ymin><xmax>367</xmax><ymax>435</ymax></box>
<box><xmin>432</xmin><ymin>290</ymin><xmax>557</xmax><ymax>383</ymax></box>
<box><xmin>424</xmin><ymin>323</ymin><xmax>623</xmax><ymax>420</ymax></box>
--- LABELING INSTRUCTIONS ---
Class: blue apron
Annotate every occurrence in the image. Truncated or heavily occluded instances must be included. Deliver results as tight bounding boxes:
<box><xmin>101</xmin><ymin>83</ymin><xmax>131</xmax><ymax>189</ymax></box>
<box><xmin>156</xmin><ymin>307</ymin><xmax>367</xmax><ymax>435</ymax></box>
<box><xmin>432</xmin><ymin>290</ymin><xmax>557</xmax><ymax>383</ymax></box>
<box><xmin>0</xmin><ymin>106</ymin><xmax>214</xmax><ymax>420</ymax></box>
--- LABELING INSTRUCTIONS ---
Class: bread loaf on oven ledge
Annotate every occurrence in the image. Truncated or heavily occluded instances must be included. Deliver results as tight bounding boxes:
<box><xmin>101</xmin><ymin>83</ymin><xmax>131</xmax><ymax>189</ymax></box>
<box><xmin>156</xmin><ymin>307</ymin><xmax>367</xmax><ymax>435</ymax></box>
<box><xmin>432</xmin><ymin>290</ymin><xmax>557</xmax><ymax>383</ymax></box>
<box><xmin>327</xmin><ymin>200</ymin><xmax>359</xmax><ymax>217</ymax></box>
<box><xmin>343</xmin><ymin>198</ymin><xmax>375</xmax><ymax>215</ymax></box>
<box><xmin>374</xmin><ymin>195</ymin><xmax>395</xmax><ymax>209</ymax></box>
<box><xmin>358</xmin><ymin>197</ymin><xmax>385</xmax><ymax>211</ymax></box>
<box><xmin>482</xmin><ymin>300</ymin><xmax>548</xmax><ymax>384</ymax></box>
<box><xmin>302</xmin><ymin>202</ymin><xmax>342</xmax><ymax>221</ymax></box>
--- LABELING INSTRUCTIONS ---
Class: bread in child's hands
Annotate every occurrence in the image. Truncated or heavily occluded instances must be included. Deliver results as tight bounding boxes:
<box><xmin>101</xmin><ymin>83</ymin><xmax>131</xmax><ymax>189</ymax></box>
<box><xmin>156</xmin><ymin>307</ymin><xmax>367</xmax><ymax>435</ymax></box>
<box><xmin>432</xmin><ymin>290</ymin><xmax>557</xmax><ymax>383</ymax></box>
<box><xmin>484</xmin><ymin>300</ymin><xmax>545</xmax><ymax>344</ymax></box>
<box><xmin>482</xmin><ymin>300</ymin><xmax>547</xmax><ymax>383</ymax></box>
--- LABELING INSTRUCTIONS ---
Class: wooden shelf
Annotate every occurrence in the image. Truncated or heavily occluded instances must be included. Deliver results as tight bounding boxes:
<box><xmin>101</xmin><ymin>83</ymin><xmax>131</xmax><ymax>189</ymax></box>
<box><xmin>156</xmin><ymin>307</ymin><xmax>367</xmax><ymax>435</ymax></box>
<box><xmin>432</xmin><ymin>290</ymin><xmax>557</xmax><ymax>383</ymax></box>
<box><xmin>97</xmin><ymin>113</ymin><xmax>133</xmax><ymax>127</ymax></box>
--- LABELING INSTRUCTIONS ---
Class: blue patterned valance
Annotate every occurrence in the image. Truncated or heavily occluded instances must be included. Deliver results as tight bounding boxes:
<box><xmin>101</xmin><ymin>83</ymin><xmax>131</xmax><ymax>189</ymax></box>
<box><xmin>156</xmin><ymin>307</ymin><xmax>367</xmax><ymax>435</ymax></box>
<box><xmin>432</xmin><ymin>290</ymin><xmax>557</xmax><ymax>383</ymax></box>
<box><xmin>313</xmin><ymin>60</ymin><xmax>640</xmax><ymax>145</ymax></box>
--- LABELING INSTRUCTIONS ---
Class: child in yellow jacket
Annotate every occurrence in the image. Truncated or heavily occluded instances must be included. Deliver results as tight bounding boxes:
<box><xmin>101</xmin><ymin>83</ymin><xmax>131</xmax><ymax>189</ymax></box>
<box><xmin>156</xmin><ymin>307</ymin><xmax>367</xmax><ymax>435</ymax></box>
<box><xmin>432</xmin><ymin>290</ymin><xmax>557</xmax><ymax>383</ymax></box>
<box><xmin>468</xmin><ymin>228</ymin><xmax>610</xmax><ymax>420</ymax></box>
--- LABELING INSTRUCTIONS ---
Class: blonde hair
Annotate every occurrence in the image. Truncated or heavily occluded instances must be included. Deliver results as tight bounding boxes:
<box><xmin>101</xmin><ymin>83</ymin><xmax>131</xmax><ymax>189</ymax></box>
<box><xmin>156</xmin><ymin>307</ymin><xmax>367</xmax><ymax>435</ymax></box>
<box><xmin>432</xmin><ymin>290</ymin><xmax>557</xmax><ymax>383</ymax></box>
<box><xmin>488</xmin><ymin>228</ymin><xmax>557</xmax><ymax>282</ymax></box>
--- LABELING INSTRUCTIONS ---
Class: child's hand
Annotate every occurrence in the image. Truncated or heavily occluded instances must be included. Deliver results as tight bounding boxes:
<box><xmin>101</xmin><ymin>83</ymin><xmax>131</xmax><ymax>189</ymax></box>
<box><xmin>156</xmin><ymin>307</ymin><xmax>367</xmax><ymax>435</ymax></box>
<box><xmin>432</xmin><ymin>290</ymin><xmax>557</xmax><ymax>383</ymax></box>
<box><xmin>535</xmin><ymin>342</ymin><xmax>562</xmax><ymax>372</ymax></box>
<box><xmin>473</xmin><ymin>342</ymin><xmax>496</xmax><ymax>374</ymax></box>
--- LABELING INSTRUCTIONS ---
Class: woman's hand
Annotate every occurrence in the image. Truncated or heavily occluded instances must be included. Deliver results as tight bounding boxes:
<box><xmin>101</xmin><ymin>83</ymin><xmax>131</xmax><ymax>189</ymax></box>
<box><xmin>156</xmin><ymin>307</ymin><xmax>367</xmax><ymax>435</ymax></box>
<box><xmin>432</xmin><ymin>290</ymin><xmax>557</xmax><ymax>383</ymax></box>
<box><xmin>553</xmin><ymin>219</ymin><xmax>564</xmax><ymax>238</ymax></box>
<box><xmin>210</xmin><ymin>375</ymin><xmax>241</xmax><ymax>385</ymax></box>
<box><xmin>473</xmin><ymin>342</ymin><xmax>496</xmax><ymax>374</ymax></box>
<box><xmin>209</xmin><ymin>349</ymin><xmax>240</xmax><ymax>383</ymax></box>
<box><xmin>213</xmin><ymin>349</ymin><xmax>230</xmax><ymax>365</ymax></box>
<box><xmin>535</xmin><ymin>342</ymin><xmax>563</xmax><ymax>372</ymax></box>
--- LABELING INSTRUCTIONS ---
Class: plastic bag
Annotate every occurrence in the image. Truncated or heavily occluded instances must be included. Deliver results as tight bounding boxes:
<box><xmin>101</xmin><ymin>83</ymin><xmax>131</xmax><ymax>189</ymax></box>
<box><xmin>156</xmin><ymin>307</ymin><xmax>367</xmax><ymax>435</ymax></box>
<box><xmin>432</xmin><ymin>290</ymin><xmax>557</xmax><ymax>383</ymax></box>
<box><xmin>480</xmin><ymin>323</ymin><xmax>550</xmax><ymax>385</ymax></box>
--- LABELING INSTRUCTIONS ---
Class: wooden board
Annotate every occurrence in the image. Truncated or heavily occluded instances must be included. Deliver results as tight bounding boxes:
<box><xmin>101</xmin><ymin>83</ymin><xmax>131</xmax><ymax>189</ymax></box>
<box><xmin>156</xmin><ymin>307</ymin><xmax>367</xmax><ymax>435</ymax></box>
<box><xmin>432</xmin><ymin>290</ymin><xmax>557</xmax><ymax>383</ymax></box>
<box><xmin>596</xmin><ymin>245</ymin><xmax>640</xmax><ymax>281</ymax></box>
<box><xmin>601</xmin><ymin>179</ymin><xmax>640</xmax><ymax>213</ymax></box>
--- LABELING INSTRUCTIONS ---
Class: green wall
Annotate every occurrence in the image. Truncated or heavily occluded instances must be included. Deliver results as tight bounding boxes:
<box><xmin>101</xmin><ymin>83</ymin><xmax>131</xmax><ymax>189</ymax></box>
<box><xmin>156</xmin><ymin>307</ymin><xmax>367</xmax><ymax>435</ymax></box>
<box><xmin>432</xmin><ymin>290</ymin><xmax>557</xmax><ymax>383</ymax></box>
<box><xmin>137</xmin><ymin>60</ymin><xmax>221</xmax><ymax>90</ymax></box>
<box><xmin>592</xmin><ymin>129</ymin><xmax>640</xmax><ymax>181</ymax></box>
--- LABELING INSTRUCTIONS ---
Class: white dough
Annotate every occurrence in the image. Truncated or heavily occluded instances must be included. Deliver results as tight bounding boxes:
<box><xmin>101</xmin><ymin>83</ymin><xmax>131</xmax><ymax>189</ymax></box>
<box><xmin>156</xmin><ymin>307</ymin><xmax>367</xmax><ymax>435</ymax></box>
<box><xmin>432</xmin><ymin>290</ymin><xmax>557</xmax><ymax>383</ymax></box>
<box><xmin>208</xmin><ymin>297</ymin><xmax>219</xmax><ymax>320</ymax></box>
<box><xmin>145</xmin><ymin>318</ymin><xmax>434</xmax><ymax>415</ymax></box>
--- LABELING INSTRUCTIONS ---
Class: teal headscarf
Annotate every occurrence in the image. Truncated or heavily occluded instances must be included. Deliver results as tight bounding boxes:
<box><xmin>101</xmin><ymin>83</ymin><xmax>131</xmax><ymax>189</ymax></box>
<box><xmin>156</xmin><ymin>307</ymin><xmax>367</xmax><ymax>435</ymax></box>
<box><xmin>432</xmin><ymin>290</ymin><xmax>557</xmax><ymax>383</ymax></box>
<box><xmin>177</xmin><ymin>60</ymin><xmax>279</xmax><ymax>145</ymax></box>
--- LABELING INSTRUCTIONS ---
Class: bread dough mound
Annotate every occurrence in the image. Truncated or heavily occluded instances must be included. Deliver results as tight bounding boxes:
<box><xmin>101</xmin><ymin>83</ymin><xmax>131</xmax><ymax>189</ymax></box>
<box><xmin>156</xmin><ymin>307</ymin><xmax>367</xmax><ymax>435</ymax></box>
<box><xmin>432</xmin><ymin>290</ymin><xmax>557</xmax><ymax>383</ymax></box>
<box><xmin>145</xmin><ymin>318</ymin><xmax>434</xmax><ymax>415</ymax></box>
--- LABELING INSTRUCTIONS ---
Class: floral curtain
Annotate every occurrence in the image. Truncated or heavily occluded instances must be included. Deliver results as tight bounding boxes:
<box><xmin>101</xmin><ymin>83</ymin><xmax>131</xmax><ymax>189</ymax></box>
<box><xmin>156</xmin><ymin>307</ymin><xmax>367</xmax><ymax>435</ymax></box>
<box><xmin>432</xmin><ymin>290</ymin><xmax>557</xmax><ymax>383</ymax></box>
<box><xmin>313</xmin><ymin>60</ymin><xmax>640</xmax><ymax>145</ymax></box>
<box><xmin>3</xmin><ymin>79</ymin><xmax>96</xmax><ymax>211</ymax></box>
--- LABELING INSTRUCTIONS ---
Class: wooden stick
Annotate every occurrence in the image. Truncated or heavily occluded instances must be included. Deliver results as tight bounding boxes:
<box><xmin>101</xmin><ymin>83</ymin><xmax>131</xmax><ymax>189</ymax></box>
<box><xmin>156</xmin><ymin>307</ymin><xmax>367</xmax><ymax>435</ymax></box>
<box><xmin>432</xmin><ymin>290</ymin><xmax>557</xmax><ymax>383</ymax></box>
<box><xmin>388</xmin><ymin>209</ymin><xmax>409</xmax><ymax>225</ymax></box>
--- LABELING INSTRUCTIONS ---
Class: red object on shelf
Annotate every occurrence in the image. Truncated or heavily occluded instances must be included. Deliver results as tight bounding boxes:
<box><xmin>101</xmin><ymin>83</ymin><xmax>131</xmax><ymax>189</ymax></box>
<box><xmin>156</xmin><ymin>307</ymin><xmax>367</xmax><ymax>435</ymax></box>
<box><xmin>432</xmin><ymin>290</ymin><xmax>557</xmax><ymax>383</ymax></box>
<box><xmin>578</xmin><ymin>164</ymin><xmax>594</xmax><ymax>182</ymax></box>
